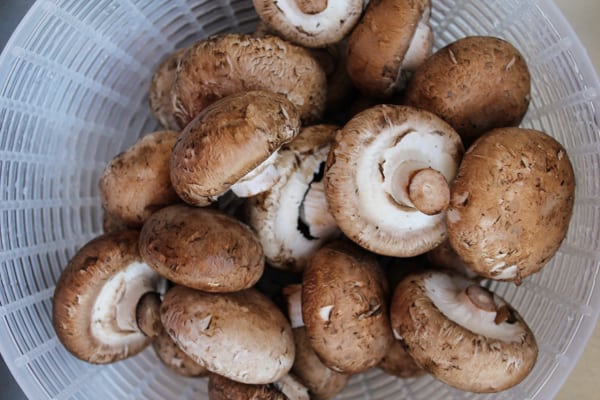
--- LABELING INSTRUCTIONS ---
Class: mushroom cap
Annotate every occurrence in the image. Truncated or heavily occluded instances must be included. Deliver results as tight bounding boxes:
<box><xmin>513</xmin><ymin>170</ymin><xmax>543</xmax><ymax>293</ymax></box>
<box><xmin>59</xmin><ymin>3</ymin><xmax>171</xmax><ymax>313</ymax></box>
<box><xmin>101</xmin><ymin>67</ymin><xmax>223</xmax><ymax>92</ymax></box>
<box><xmin>246</xmin><ymin>124</ymin><xmax>340</xmax><ymax>272</ymax></box>
<box><xmin>378</xmin><ymin>338</ymin><xmax>426</xmax><ymax>379</ymax></box>
<box><xmin>52</xmin><ymin>230</ymin><xmax>163</xmax><ymax>364</ymax></box>
<box><xmin>100</xmin><ymin>130</ymin><xmax>180</xmax><ymax>228</ymax></box>
<box><xmin>404</xmin><ymin>36</ymin><xmax>531</xmax><ymax>145</ymax></box>
<box><xmin>149</xmin><ymin>48</ymin><xmax>187</xmax><ymax>130</ymax></box>
<box><xmin>446</xmin><ymin>127</ymin><xmax>575</xmax><ymax>282</ymax></box>
<box><xmin>325</xmin><ymin>104</ymin><xmax>464</xmax><ymax>257</ymax></box>
<box><xmin>170</xmin><ymin>90</ymin><xmax>300</xmax><ymax>206</ymax></box>
<box><xmin>347</xmin><ymin>0</ymin><xmax>432</xmax><ymax>97</ymax></box>
<box><xmin>208</xmin><ymin>373</ymin><xmax>287</xmax><ymax>400</ymax></box>
<box><xmin>139</xmin><ymin>204</ymin><xmax>264</xmax><ymax>292</ymax></box>
<box><xmin>172</xmin><ymin>33</ymin><xmax>326</xmax><ymax>126</ymax></box>
<box><xmin>390</xmin><ymin>270</ymin><xmax>538</xmax><ymax>392</ymax></box>
<box><xmin>302</xmin><ymin>240</ymin><xmax>393</xmax><ymax>374</ymax></box>
<box><xmin>292</xmin><ymin>327</ymin><xmax>349</xmax><ymax>400</ymax></box>
<box><xmin>252</xmin><ymin>0</ymin><xmax>365</xmax><ymax>48</ymax></box>
<box><xmin>161</xmin><ymin>286</ymin><xmax>295</xmax><ymax>384</ymax></box>
<box><xmin>153</xmin><ymin>328</ymin><xmax>208</xmax><ymax>377</ymax></box>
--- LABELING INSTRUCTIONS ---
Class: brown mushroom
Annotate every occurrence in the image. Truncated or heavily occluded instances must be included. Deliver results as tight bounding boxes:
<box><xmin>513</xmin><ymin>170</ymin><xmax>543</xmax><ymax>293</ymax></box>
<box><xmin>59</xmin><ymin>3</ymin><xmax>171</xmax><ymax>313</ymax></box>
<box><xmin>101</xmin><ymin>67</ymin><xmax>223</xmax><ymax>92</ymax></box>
<box><xmin>390</xmin><ymin>270</ymin><xmax>538</xmax><ymax>392</ymax></box>
<box><xmin>139</xmin><ymin>204</ymin><xmax>264</xmax><ymax>292</ymax></box>
<box><xmin>446</xmin><ymin>127</ymin><xmax>575</xmax><ymax>283</ymax></box>
<box><xmin>325</xmin><ymin>104</ymin><xmax>464</xmax><ymax>257</ymax></box>
<box><xmin>208</xmin><ymin>373</ymin><xmax>309</xmax><ymax>400</ymax></box>
<box><xmin>100</xmin><ymin>130</ymin><xmax>180</xmax><ymax>228</ymax></box>
<box><xmin>149</xmin><ymin>48</ymin><xmax>187</xmax><ymax>130</ymax></box>
<box><xmin>347</xmin><ymin>0</ymin><xmax>433</xmax><ymax>97</ymax></box>
<box><xmin>52</xmin><ymin>230</ymin><xmax>165</xmax><ymax>364</ymax></box>
<box><xmin>292</xmin><ymin>327</ymin><xmax>349</xmax><ymax>399</ymax></box>
<box><xmin>161</xmin><ymin>286</ymin><xmax>295</xmax><ymax>384</ymax></box>
<box><xmin>252</xmin><ymin>0</ymin><xmax>365</xmax><ymax>48</ymax></box>
<box><xmin>172</xmin><ymin>33</ymin><xmax>326</xmax><ymax>126</ymax></box>
<box><xmin>378</xmin><ymin>338</ymin><xmax>425</xmax><ymax>379</ymax></box>
<box><xmin>302</xmin><ymin>240</ymin><xmax>393</xmax><ymax>374</ymax></box>
<box><xmin>170</xmin><ymin>90</ymin><xmax>301</xmax><ymax>206</ymax></box>
<box><xmin>404</xmin><ymin>36</ymin><xmax>531</xmax><ymax>145</ymax></box>
<box><xmin>153</xmin><ymin>327</ymin><xmax>208</xmax><ymax>377</ymax></box>
<box><xmin>246</xmin><ymin>125</ymin><xmax>341</xmax><ymax>272</ymax></box>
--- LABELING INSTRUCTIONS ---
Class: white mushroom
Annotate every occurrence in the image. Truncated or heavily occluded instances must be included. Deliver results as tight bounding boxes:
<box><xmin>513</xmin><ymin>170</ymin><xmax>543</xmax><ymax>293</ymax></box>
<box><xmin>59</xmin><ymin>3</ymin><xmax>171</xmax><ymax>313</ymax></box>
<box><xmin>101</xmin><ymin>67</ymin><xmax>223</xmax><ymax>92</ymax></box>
<box><xmin>325</xmin><ymin>104</ymin><xmax>464</xmax><ymax>257</ymax></box>
<box><xmin>247</xmin><ymin>125</ymin><xmax>341</xmax><ymax>272</ymax></box>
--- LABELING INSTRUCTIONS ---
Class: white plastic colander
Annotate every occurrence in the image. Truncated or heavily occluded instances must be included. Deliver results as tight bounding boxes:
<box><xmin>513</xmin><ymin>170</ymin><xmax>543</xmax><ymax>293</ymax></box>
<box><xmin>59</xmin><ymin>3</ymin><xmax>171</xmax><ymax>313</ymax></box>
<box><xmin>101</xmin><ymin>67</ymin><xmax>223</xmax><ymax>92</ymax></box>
<box><xmin>0</xmin><ymin>0</ymin><xmax>599</xmax><ymax>399</ymax></box>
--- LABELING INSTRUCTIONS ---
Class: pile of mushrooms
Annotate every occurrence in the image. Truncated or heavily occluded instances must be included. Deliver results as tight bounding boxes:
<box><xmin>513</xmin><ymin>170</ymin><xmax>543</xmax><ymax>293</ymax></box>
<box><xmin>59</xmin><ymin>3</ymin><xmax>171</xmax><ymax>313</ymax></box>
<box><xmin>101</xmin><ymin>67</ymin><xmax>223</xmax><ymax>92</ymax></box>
<box><xmin>52</xmin><ymin>1</ymin><xmax>578</xmax><ymax>398</ymax></box>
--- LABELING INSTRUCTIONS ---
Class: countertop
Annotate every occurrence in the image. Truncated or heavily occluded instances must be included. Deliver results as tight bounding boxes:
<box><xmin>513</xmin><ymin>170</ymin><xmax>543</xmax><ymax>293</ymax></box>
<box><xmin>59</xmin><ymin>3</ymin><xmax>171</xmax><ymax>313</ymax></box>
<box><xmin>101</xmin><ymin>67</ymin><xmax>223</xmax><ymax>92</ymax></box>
<box><xmin>0</xmin><ymin>0</ymin><xmax>599</xmax><ymax>399</ymax></box>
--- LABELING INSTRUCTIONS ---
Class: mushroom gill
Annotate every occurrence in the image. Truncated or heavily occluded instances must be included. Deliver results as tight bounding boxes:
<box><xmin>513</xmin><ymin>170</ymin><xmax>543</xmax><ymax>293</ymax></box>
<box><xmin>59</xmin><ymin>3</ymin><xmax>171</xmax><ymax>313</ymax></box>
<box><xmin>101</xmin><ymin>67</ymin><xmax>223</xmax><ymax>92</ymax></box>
<box><xmin>423</xmin><ymin>273</ymin><xmax>526</xmax><ymax>343</ymax></box>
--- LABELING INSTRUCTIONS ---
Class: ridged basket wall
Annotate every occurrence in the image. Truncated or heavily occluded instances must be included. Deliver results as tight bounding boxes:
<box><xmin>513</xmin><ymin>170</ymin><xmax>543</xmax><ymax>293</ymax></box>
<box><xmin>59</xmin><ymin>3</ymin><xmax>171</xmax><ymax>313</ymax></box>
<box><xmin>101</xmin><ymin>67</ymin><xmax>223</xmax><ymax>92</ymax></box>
<box><xmin>0</xmin><ymin>0</ymin><xmax>599</xmax><ymax>399</ymax></box>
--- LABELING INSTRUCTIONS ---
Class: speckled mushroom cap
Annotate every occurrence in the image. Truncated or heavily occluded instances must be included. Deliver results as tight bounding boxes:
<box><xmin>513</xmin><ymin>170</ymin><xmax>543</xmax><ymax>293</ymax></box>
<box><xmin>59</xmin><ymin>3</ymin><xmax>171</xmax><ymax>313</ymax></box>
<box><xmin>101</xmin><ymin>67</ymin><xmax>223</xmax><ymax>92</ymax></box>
<box><xmin>208</xmin><ymin>373</ymin><xmax>309</xmax><ymax>400</ymax></box>
<box><xmin>149</xmin><ymin>48</ymin><xmax>187</xmax><ymax>130</ymax></box>
<box><xmin>172</xmin><ymin>33</ymin><xmax>327</xmax><ymax>126</ymax></box>
<box><xmin>139</xmin><ymin>204</ymin><xmax>264</xmax><ymax>292</ymax></box>
<box><xmin>378</xmin><ymin>338</ymin><xmax>425</xmax><ymax>379</ymax></box>
<box><xmin>446</xmin><ymin>127</ymin><xmax>575</xmax><ymax>283</ymax></box>
<box><xmin>291</xmin><ymin>327</ymin><xmax>349</xmax><ymax>400</ymax></box>
<box><xmin>52</xmin><ymin>230</ymin><xmax>164</xmax><ymax>364</ymax></box>
<box><xmin>161</xmin><ymin>286</ymin><xmax>295</xmax><ymax>385</ymax></box>
<box><xmin>252</xmin><ymin>0</ymin><xmax>365</xmax><ymax>48</ymax></box>
<box><xmin>390</xmin><ymin>270</ymin><xmax>538</xmax><ymax>392</ymax></box>
<box><xmin>325</xmin><ymin>104</ymin><xmax>464</xmax><ymax>257</ymax></box>
<box><xmin>404</xmin><ymin>36</ymin><xmax>531</xmax><ymax>145</ymax></box>
<box><xmin>246</xmin><ymin>124</ymin><xmax>340</xmax><ymax>272</ymax></box>
<box><xmin>302</xmin><ymin>240</ymin><xmax>393</xmax><ymax>374</ymax></box>
<box><xmin>170</xmin><ymin>90</ymin><xmax>300</xmax><ymax>206</ymax></box>
<box><xmin>347</xmin><ymin>0</ymin><xmax>433</xmax><ymax>97</ymax></box>
<box><xmin>100</xmin><ymin>130</ymin><xmax>180</xmax><ymax>228</ymax></box>
<box><xmin>208</xmin><ymin>373</ymin><xmax>288</xmax><ymax>400</ymax></box>
<box><xmin>153</xmin><ymin>328</ymin><xmax>208</xmax><ymax>377</ymax></box>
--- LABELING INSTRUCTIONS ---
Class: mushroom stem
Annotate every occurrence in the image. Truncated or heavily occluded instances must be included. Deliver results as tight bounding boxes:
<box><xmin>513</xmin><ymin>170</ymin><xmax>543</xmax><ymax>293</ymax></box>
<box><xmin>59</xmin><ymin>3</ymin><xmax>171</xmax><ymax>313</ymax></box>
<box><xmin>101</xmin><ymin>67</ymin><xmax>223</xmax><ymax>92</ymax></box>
<box><xmin>296</xmin><ymin>0</ymin><xmax>327</xmax><ymax>14</ymax></box>
<box><xmin>300</xmin><ymin>180</ymin><xmax>338</xmax><ymax>239</ymax></box>
<box><xmin>136</xmin><ymin>292</ymin><xmax>162</xmax><ymax>338</ymax></box>
<box><xmin>283</xmin><ymin>284</ymin><xmax>305</xmax><ymax>328</ymax></box>
<box><xmin>458</xmin><ymin>284</ymin><xmax>496</xmax><ymax>313</ymax></box>
<box><xmin>390</xmin><ymin>161</ymin><xmax>450</xmax><ymax>215</ymax></box>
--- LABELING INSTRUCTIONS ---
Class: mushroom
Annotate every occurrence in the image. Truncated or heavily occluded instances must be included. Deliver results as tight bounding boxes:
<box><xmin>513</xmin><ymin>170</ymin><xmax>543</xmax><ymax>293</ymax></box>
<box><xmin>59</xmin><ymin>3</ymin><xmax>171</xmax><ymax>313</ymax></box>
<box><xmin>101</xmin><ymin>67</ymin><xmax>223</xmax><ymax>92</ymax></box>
<box><xmin>246</xmin><ymin>125</ymin><xmax>341</xmax><ymax>272</ymax></box>
<box><xmin>291</xmin><ymin>327</ymin><xmax>349</xmax><ymax>400</ymax></box>
<box><xmin>208</xmin><ymin>373</ymin><xmax>309</xmax><ymax>400</ymax></box>
<box><xmin>390</xmin><ymin>270</ymin><xmax>538</xmax><ymax>392</ymax></box>
<box><xmin>446</xmin><ymin>127</ymin><xmax>575</xmax><ymax>283</ymax></box>
<box><xmin>427</xmin><ymin>239</ymin><xmax>481</xmax><ymax>280</ymax></box>
<box><xmin>161</xmin><ymin>286</ymin><xmax>295</xmax><ymax>384</ymax></box>
<box><xmin>170</xmin><ymin>90</ymin><xmax>301</xmax><ymax>207</ymax></box>
<box><xmin>379</xmin><ymin>338</ymin><xmax>425</xmax><ymax>379</ymax></box>
<box><xmin>325</xmin><ymin>104</ymin><xmax>464</xmax><ymax>257</ymax></box>
<box><xmin>52</xmin><ymin>230</ymin><xmax>165</xmax><ymax>364</ymax></box>
<box><xmin>252</xmin><ymin>1</ymin><xmax>365</xmax><ymax>48</ymax></box>
<box><xmin>309</xmin><ymin>41</ymin><xmax>356</xmax><ymax>116</ymax></box>
<box><xmin>301</xmin><ymin>240</ymin><xmax>393</xmax><ymax>374</ymax></box>
<box><xmin>149</xmin><ymin>48</ymin><xmax>187</xmax><ymax>130</ymax></box>
<box><xmin>100</xmin><ymin>130</ymin><xmax>180</xmax><ymax>228</ymax></box>
<box><xmin>139</xmin><ymin>204</ymin><xmax>264</xmax><ymax>292</ymax></box>
<box><xmin>172</xmin><ymin>33</ymin><xmax>327</xmax><ymax>126</ymax></box>
<box><xmin>347</xmin><ymin>0</ymin><xmax>433</xmax><ymax>97</ymax></box>
<box><xmin>404</xmin><ymin>36</ymin><xmax>531</xmax><ymax>145</ymax></box>
<box><xmin>153</xmin><ymin>327</ymin><xmax>208</xmax><ymax>377</ymax></box>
